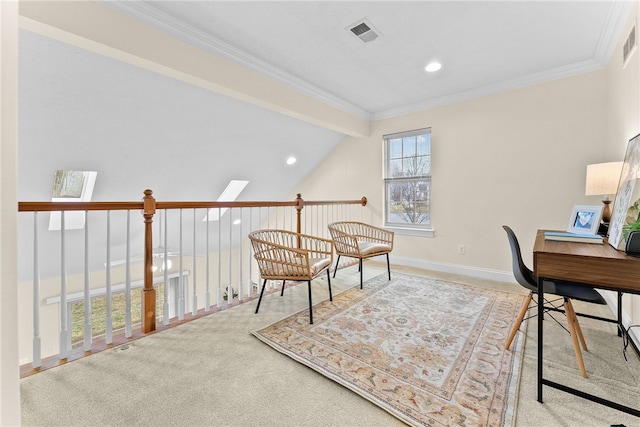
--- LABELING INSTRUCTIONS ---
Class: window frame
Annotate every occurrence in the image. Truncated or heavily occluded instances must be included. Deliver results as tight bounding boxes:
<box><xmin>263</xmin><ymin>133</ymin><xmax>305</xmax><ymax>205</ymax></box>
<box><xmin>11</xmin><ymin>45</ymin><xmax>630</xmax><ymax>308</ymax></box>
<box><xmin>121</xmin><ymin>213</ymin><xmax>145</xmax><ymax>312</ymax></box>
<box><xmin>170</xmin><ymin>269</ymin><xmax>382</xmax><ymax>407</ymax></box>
<box><xmin>383</xmin><ymin>128</ymin><xmax>434</xmax><ymax>236</ymax></box>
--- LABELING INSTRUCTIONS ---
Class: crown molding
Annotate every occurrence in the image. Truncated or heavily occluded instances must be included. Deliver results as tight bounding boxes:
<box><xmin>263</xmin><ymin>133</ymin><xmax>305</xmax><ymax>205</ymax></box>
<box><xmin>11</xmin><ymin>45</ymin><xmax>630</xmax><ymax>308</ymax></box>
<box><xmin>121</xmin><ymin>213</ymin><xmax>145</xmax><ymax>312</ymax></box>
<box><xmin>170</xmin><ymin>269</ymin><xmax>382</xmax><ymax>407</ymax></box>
<box><xmin>594</xmin><ymin>0</ymin><xmax>635</xmax><ymax>66</ymax></box>
<box><xmin>372</xmin><ymin>59</ymin><xmax>604</xmax><ymax>121</ymax></box>
<box><xmin>99</xmin><ymin>1</ymin><xmax>371</xmax><ymax>121</ymax></box>
<box><xmin>99</xmin><ymin>1</ymin><xmax>632</xmax><ymax>124</ymax></box>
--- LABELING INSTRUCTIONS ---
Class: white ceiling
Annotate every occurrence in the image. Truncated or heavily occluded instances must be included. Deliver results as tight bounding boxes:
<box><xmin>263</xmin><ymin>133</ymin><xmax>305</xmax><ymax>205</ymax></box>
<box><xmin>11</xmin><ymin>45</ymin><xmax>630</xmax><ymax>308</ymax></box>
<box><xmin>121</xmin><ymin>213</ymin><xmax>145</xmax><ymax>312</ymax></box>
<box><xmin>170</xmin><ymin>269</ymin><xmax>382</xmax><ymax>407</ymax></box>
<box><xmin>107</xmin><ymin>0</ymin><xmax>634</xmax><ymax>120</ymax></box>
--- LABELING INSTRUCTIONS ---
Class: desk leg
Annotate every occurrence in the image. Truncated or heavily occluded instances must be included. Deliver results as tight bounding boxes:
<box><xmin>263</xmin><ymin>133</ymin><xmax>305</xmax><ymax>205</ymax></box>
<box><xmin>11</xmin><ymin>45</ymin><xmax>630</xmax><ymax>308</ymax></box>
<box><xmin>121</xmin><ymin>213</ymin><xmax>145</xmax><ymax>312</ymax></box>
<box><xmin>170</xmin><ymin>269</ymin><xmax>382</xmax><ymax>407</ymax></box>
<box><xmin>617</xmin><ymin>292</ymin><xmax>623</xmax><ymax>337</ymax></box>
<box><xmin>538</xmin><ymin>278</ymin><xmax>544</xmax><ymax>403</ymax></box>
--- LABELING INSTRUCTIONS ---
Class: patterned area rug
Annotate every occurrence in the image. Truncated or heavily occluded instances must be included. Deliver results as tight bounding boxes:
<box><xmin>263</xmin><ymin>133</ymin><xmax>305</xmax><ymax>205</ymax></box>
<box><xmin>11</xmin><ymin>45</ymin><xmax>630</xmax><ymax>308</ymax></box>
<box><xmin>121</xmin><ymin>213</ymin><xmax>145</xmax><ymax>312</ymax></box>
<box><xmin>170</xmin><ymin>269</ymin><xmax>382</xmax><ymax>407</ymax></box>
<box><xmin>252</xmin><ymin>272</ymin><xmax>526</xmax><ymax>426</ymax></box>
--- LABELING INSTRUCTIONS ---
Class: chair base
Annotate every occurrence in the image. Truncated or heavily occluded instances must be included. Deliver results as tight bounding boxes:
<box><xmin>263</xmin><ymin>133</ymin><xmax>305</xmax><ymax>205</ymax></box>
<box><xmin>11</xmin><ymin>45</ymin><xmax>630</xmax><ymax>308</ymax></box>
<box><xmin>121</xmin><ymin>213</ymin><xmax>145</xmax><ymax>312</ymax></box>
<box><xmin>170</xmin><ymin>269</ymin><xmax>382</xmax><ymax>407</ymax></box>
<box><xmin>255</xmin><ymin>269</ymin><xmax>333</xmax><ymax>324</ymax></box>
<box><xmin>332</xmin><ymin>253</ymin><xmax>391</xmax><ymax>289</ymax></box>
<box><xmin>505</xmin><ymin>292</ymin><xmax>588</xmax><ymax>378</ymax></box>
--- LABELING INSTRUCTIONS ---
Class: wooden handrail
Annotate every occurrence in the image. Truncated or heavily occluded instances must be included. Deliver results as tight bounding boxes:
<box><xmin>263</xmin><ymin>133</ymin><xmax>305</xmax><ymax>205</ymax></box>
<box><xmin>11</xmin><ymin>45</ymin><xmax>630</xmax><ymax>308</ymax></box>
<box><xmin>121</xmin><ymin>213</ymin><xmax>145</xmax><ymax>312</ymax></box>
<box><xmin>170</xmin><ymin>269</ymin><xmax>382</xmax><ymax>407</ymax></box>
<box><xmin>18</xmin><ymin>201</ymin><xmax>144</xmax><ymax>211</ymax></box>
<box><xmin>18</xmin><ymin>198</ymin><xmax>367</xmax><ymax>212</ymax></box>
<box><xmin>303</xmin><ymin>196</ymin><xmax>367</xmax><ymax>207</ymax></box>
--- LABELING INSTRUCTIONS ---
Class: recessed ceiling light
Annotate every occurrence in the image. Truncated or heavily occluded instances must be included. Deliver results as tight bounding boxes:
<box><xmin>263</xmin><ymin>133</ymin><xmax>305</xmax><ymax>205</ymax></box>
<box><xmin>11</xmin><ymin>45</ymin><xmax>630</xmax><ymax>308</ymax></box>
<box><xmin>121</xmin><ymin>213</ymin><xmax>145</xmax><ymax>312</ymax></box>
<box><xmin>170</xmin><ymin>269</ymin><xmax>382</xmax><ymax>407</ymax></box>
<box><xmin>286</xmin><ymin>156</ymin><xmax>297</xmax><ymax>165</ymax></box>
<box><xmin>425</xmin><ymin>62</ymin><xmax>442</xmax><ymax>72</ymax></box>
<box><xmin>233</xmin><ymin>219</ymin><xmax>242</xmax><ymax>225</ymax></box>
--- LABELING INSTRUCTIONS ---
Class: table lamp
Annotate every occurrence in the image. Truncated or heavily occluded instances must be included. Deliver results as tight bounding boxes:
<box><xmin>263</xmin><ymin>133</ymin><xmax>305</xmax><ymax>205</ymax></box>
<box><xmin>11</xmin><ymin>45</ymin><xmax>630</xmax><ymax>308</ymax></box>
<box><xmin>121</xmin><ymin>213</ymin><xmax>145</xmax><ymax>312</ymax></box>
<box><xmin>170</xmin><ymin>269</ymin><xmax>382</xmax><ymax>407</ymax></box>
<box><xmin>585</xmin><ymin>161</ymin><xmax>623</xmax><ymax>224</ymax></box>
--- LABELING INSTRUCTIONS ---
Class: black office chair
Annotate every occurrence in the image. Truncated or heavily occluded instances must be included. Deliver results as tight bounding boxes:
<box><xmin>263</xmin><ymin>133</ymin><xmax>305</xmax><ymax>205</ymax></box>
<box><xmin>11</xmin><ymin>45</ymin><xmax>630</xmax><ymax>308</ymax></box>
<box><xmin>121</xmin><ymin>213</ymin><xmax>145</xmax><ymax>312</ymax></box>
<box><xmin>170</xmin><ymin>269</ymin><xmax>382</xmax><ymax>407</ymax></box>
<box><xmin>502</xmin><ymin>225</ymin><xmax>607</xmax><ymax>378</ymax></box>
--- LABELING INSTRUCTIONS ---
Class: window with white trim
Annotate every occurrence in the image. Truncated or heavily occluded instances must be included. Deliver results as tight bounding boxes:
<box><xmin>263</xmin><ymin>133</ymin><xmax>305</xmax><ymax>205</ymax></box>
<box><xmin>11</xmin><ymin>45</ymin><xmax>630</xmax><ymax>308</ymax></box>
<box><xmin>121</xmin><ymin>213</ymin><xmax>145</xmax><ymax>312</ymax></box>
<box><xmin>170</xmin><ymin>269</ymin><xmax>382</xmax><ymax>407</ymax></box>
<box><xmin>384</xmin><ymin>128</ymin><xmax>432</xmax><ymax>230</ymax></box>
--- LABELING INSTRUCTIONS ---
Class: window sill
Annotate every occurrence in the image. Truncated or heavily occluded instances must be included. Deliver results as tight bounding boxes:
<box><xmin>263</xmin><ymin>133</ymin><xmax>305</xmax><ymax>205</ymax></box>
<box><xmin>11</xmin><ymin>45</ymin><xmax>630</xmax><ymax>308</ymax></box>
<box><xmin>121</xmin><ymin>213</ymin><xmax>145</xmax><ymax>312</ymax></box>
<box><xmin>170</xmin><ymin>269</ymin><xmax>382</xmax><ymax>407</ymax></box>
<box><xmin>385</xmin><ymin>226</ymin><xmax>435</xmax><ymax>238</ymax></box>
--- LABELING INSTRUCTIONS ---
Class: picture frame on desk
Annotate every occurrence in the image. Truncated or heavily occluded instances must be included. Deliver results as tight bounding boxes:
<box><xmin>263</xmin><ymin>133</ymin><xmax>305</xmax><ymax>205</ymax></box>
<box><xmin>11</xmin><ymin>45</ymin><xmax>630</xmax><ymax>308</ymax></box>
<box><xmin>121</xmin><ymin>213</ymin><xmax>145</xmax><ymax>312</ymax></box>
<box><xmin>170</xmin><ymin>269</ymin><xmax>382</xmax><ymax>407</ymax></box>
<box><xmin>566</xmin><ymin>204</ymin><xmax>603</xmax><ymax>235</ymax></box>
<box><xmin>609</xmin><ymin>132</ymin><xmax>640</xmax><ymax>250</ymax></box>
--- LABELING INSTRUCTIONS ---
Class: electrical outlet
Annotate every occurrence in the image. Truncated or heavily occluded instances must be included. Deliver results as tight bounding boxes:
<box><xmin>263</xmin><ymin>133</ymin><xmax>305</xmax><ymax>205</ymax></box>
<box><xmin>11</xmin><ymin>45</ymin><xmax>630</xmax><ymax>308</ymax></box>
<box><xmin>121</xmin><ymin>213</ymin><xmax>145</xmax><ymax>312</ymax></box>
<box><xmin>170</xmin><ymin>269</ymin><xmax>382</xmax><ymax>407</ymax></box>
<box><xmin>458</xmin><ymin>245</ymin><xmax>465</xmax><ymax>255</ymax></box>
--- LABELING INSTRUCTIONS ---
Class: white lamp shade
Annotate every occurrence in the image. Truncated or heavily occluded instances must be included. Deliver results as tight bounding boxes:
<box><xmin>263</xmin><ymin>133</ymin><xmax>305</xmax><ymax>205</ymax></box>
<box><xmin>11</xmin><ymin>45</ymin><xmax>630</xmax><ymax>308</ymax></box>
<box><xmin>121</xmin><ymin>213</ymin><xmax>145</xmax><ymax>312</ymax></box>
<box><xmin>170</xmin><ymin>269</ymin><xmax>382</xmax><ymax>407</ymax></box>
<box><xmin>585</xmin><ymin>161</ymin><xmax>623</xmax><ymax>196</ymax></box>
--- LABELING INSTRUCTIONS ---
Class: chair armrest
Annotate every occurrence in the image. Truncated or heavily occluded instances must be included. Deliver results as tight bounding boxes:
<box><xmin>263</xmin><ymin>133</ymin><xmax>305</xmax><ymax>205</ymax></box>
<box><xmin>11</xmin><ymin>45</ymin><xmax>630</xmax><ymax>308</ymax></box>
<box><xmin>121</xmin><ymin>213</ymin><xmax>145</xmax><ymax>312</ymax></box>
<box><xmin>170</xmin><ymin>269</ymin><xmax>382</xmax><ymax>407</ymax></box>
<box><xmin>249</xmin><ymin>230</ymin><xmax>333</xmax><ymax>280</ymax></box>
<box><xmin>253</xmin><ymin>243</ymin><xmax>311</xmax><ymax>279</ymax></box>
<box><xmin>329</xmin><ymin>228</ymin><xmax>361</xmax><ymax>256</ymax></box>
<box><xmin>358</xmin><ymin>224</ymin><xmax>394</xmax><ymax>247</ymax></box>
<box><xmin>298</xmin><ymin>232</ymin><xmax>334</xmax><ymax>261</ymax></box>
<box><xmin>328</xmin><ymin>222</ymin><xmax>394</xmax><ymax>257</ymax></box>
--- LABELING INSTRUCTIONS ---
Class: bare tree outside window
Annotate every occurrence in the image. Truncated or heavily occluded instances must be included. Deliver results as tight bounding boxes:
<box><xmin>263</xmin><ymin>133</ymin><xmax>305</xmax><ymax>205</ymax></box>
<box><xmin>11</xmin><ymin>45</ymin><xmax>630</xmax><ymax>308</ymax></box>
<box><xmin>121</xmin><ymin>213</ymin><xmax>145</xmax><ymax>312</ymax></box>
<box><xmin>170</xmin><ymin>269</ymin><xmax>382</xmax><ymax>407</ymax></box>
<box><xmin>384</xmin><ymin>129</ymin><xmax>431</xmax><ymax>229</ymax></box>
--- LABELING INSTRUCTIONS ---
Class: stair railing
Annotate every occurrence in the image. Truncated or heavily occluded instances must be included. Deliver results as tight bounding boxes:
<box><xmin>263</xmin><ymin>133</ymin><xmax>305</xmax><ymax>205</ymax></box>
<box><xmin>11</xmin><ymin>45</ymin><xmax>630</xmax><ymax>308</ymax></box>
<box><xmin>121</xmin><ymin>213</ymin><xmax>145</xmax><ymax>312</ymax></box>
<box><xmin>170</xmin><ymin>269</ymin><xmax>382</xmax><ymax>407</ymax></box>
<box><xmin>18</xmin><ymin>190</ymin><xmax>367</xmax><ymax>373</ymax></box>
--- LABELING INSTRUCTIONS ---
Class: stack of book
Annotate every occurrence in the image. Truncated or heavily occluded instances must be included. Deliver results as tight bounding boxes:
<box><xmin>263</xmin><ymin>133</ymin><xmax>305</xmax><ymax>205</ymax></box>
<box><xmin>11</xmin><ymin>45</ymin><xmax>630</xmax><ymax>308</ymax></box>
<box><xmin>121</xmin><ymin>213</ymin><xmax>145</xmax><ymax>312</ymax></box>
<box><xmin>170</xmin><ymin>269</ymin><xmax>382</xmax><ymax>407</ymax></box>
<box><xmin>543</xmin><ymin>231</ymin><xmax>603</xmax><ymax>244</ymax></box>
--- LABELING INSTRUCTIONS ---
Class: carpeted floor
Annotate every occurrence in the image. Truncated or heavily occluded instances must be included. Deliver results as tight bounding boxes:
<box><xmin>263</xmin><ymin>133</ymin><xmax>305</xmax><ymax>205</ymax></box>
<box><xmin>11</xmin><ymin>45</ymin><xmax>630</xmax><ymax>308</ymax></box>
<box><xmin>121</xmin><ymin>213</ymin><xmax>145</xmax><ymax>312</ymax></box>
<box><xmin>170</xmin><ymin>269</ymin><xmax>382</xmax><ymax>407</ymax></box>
<box><xmin>20</xmin><ymin>264</ymin><xmax>640</xmax><ymax>426</ymax></box>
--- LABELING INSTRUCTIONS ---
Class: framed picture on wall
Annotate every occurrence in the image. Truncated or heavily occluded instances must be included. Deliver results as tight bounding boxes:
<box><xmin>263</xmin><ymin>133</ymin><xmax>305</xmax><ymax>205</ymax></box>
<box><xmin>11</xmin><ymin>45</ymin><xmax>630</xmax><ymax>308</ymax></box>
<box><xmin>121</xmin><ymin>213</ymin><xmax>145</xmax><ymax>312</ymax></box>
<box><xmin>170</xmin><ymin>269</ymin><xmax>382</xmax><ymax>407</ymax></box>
<box><xmin>567</xmin><ymin>205</ymin><xmax>603</xmax><ymax>235</ymax></box>
<box><xmin>608</xmin><ymin>133</ymin><xmax>640</xmax><ymax>250</ymax></box>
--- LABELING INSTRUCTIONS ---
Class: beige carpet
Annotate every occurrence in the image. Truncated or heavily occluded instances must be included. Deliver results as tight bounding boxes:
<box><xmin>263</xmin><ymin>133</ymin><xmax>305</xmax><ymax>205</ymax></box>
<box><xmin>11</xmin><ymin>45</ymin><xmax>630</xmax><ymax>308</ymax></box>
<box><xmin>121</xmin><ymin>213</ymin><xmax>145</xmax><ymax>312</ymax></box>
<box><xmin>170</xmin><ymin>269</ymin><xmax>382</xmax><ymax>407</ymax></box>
<box><xmin>253</xmin><ymin>272</ymin><xmax>526</xmax><ymax>426</ymax></box>
<box><xmin>19</xmin><ymin>264</ymin><xmax>640</xmax><ymax>426</ymax></box>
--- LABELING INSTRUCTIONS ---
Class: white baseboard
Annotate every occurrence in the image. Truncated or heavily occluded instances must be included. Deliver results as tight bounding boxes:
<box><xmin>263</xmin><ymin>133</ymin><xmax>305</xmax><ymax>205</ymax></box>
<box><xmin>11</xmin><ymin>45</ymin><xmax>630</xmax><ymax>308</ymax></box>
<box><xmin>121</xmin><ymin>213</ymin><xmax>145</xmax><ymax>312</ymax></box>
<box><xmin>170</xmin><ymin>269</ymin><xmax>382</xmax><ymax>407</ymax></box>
<box><xmin>389</xmin><ymin>254</ymin><xmax>517</xmax><ymax>284</ymax></box>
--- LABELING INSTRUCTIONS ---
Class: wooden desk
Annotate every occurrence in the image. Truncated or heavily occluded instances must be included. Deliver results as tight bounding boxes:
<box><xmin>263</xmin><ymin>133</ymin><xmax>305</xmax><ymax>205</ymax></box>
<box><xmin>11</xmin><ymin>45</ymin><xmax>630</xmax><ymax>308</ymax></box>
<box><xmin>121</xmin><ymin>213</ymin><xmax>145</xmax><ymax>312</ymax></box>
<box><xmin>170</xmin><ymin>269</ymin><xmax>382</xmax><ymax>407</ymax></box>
<box><xmin>533</xmin><ymin>230</ymin><xmax>640</xmax><ymax>417</ymax></box>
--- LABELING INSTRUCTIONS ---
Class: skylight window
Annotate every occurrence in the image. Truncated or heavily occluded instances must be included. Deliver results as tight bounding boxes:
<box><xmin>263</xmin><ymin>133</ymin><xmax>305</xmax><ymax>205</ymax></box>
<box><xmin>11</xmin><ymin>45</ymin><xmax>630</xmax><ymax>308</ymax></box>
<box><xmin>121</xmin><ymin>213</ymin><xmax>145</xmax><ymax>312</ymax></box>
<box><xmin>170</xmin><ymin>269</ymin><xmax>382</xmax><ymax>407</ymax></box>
<box><xmin>48</xmin><ymin>170</ymin><xmax>98</xmax><ymax>230</ymax></box>
<box><xmin>203</xmin><ymin>180</ymin><xmax>249</xmax><ymax>221</ymax></box>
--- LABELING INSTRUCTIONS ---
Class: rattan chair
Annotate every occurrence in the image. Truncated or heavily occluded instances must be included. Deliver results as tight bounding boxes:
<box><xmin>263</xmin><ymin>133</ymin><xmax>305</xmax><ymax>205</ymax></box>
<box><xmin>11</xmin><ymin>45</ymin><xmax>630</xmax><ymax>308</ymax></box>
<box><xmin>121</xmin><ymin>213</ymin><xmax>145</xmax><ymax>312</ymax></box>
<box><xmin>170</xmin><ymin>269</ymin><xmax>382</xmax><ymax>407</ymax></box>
<box><xmin>328</xmin><ymin>221</ymin><xmax>394</xmax><ymax>289</ymax></box>
<box><xmin>249</xmin><ymin>229</ymin><xmax>333</xmax><ymax>324</ymax></box>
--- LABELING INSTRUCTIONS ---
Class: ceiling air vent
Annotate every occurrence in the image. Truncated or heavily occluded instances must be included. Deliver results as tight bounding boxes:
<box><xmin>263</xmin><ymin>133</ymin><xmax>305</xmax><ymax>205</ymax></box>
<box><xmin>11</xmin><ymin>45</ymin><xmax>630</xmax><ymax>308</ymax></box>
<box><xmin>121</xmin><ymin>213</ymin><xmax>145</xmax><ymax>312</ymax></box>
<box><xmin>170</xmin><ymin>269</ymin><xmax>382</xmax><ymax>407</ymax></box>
<box><xmin>623</xmin><ymin>25</ymin><xmax>636</xmax><ymax>65</ymax></box>
<box><xmin>347</xmin><ymin>19</ymin><xmax>381</xmax><ymax>43</ymax></box>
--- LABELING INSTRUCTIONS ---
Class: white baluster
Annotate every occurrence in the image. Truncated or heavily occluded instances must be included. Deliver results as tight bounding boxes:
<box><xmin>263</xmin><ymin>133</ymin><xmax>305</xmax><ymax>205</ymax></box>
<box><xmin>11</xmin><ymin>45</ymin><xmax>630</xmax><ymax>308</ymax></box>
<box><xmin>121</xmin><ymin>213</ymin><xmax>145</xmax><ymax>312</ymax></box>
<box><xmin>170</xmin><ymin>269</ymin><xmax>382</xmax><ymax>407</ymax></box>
<box><xmin>125</xmin><ymin>210</ymin><xmax>132</xmax><ymax>337</ymax></box>
<box><xmin>105</xmin><ymin>211</ymin><xmax>112</xmax><ymax>344</ymax></box>
<box><xmin>205</xmin><ymin>209</ymin><xmax>210</xmax><ymax>311</ymax></box>
<box><xmin>59</xmin><ymin>211</ymin><xmax>68</xmax><ymax>360</ymax></box>
<box><xmin>228</xmin><ymin>210</ymin><xmax>232</xmax><ymax>302</ymax></box>
<box><xmin>32</xmin><ymin>212</ymin><xmax>41</xmax><ymax>368</ymax></box>
<box><xmin>248</xmin><ymin>208</ymin><xmax>252</xmax><ymax>296</ymax></box>
<box><xmin>217</xmin><ymin>207</ymin><xmax>222</xmax><ymax>305</ymax></box>
<box><xmin>192</xmin><ymin>208</ymin><xmax>197</xmax><ymax>316</ymax></box>
<box><xmin>238</xmin><ymin>208</ymin><xmax>243</xmax><ymax>300</ymax></box>
<box><xmin>178</xmin><ymin>209</ymin><xmax>184</xmax><ymax>320</ymax></box>
<box><xmin>83</xmin><ymin>211</ymin><xmax>92</xmax><ymax>352</ymax></box>
<box><xmin>163</xmin><ymin>209</ymin><xmax>169</xmax><ymax>325</ymax></box>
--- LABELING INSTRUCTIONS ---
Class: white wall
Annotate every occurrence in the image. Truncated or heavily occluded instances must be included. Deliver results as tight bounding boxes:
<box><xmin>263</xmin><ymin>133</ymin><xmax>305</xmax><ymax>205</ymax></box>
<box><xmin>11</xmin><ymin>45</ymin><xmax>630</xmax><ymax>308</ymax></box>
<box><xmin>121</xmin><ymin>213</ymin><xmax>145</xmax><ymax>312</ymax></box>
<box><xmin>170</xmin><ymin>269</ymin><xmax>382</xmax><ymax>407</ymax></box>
<box><xmin>297</xmin><ymin>1</ymin><xmax>640</xmax><ymax>345</ymax></box>
<box><xmin>298</xmin><ymin>70</ymin><xmax>608</xmax><ymax>277</ymax></box>
<box><xmin>604</xmin><ymin>2</ymin><xmax>640</xmax><ymax>336</ymax></box>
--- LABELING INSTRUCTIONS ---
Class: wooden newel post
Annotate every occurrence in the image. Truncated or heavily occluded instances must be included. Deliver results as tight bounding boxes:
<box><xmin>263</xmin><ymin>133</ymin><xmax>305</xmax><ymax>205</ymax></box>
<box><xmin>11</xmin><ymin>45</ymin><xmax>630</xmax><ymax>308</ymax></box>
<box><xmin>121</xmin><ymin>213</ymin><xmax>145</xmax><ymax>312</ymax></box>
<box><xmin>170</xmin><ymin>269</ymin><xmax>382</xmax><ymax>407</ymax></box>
<box><xmin>142</xmin><ymin>189</ymin><xmax>156</xmax><ymax>333</ymax></box>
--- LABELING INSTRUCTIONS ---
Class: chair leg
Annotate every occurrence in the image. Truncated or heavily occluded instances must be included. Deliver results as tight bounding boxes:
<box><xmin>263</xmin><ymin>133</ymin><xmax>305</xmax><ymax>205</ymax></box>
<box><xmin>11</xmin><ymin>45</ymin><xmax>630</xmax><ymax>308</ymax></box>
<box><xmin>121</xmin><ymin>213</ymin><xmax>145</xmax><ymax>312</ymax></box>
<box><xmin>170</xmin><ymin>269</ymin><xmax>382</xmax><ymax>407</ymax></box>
<box><xmin>505</xmin><ymin>293</ymin><xmax>533</xmax><ymax>350</ymax></box>
<box><xmin>565</xmin><ymin>299</ymin><xmax>588</xmax><ymax>351</ymax></box>
<box><xmin>255</xmin><ymin>279</ymin><xmax>268</xmax><ymax>314</ymax></box>
<box><xmin>386</xmin><ymin>253</ymin><xmax>391</xmax><ymax>280</ymax></box>
<box><xmin>564</xmin><ymin>299</ymin><xmax>587</xmax><ymax>378</ymax></box>
<box><xmin>327</xmin><ymin>269</ymin><xmax>333</xmax><ymax>301</ymax></box>
<box><xmin>359</xmin><ymin>258</ymin><xmax>363</xmax><ymax>289</ymax></box>
<box><xmin>307</xmin><ymin>280</ymin><xmax>313</xmax><ymax>324</ymax></box>
<box><xmin>332</xmin><ymin>255</ymin><xmax>341</xmax><ymax>278</ymax></box>
<box><xmin>280</xmin><ymin>280</ymin><xmax>286</xmax><ymax>296</ymax></box>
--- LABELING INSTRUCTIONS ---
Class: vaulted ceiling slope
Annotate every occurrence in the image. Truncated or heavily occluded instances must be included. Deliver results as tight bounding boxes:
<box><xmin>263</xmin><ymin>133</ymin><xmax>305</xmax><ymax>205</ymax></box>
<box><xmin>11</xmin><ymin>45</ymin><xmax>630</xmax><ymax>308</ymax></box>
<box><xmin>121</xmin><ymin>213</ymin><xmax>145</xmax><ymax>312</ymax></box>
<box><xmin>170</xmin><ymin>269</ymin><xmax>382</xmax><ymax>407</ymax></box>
<box><xmin>19</xmin><ymin>29</ymin><xmax>344</xmax><ymax>203</ymax></box>
<box><xmin>105</xmin><ymin>1</ymin><xmax>634</xmax><ymax>120</ymax></box>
